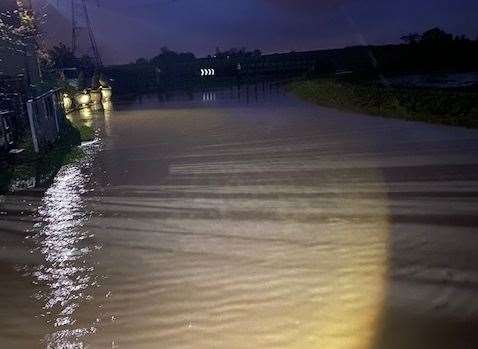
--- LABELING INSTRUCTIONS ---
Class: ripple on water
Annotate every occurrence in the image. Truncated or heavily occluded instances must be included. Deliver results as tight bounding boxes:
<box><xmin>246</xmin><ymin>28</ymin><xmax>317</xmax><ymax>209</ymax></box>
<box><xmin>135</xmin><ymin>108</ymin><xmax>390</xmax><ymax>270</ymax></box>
<box><xmin>87</xmin><ymin>172</ymin><xmax>390</xmax><ymax>348</ymax></box>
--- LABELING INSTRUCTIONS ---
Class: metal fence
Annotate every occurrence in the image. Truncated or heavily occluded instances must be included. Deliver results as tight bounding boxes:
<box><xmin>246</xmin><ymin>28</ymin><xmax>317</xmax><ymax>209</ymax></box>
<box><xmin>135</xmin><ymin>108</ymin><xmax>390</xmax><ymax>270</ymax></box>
<box><xmin>27</xmin><ymin>89</ymin><xmax>67</xmax><ymax>153</ymax></box>
<box><xmin>0</xmin><ymin>76</ymin><xmax>28</xmax><ymax>153</ymax></box>
<box><xmin>0</xmin><ymin>110</ymin><xmax>14</xmax><ymax>151</ymax></box>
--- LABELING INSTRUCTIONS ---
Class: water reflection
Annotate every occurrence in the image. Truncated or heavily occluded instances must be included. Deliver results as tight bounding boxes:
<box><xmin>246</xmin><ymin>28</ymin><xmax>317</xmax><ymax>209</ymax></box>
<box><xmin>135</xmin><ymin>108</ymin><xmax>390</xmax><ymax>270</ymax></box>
<box><xmin>116</xmin><ymin>81</ymin><xmax>286</xmax><ymax>109</ymax></box>
<box><xmin>102</xmin><ymin>101</ymin><xmax>114</xmax><ymax>137</ymax></box>
<box><xmin>31</xmin><ymin>140</ymin><xmax>100</xmax><ymax>348</ymax></box>
<box><xmin>202</xmin><ymin>91</ymin><xmax>216</xmax><ymax>102</ymax></box>
<box><xmin>102</xmin><ymin>101</ymin><xmax>114</xmax><ymax>112</ymax></box>
<box><xmin>77</xmin><ymin>108</ymin><xmax>94</xmax><ymax>128</ymax></box>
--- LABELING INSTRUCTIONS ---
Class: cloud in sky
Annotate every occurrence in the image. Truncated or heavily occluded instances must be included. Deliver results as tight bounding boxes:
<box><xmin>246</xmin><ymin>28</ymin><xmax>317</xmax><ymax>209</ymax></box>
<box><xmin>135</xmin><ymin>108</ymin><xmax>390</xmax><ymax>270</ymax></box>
<box><xmin>264</xmin><ymin>0</ymin><xmax>349</xmax><ymax>11</ymax></box>
<box><xmin>36</xmin><ymin>0</ymin><xmax>478</xmax><ymax>65</ymax></box>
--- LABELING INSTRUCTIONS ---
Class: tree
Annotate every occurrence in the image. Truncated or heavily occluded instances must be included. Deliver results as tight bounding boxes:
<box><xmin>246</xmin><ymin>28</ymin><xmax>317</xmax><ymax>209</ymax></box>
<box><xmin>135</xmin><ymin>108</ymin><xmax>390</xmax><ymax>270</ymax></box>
<box><xmin>213</xmin><ymin>47</ymin><xmax>262</xmax><ymax>60</ymax></box>
<box><xmin>0</xmin><ymin>1</ymin><xmax>43</xmax><ymax>53</ymax></box>
<box><xmin>78</xmin><ymin>54</ymin><xmax>94</xmax><ymax>73</ymax></box>
<box><xmin>400</xmin><ymin>33</ymin><xmax>421</xmax><ymax>45</ymax></box>
<box><xmin>0</xmin><ymin>1</ymin><xmax>46</xmax><ymax>82</ymax></box>
<box><xmin>136</xmin><ymin>57</ymin><xmax>148</xmax><ymax>65</ymax></box>
<box><xmin>398</xmin><ymin>27</ymin><xmax>478</xmax><ymax>73</ymax></box>
<box><xmin>420</xmin><ymin>27</ymin><xmax>454</xmax><ymax>45</ymax></box>
<box><xmin>47</xmin><ymin>43</ymin><xmax>95</xmax><ymax>75</ymax></box>
<box><xmin>48</xmin><ymin>43</ymin><xmax>76</xmax><ymax>68</ymax></box>
<box><xmin>150</xmin><ymin>47</ymin><xmax>196</xmax><ymax>68</ymax></box>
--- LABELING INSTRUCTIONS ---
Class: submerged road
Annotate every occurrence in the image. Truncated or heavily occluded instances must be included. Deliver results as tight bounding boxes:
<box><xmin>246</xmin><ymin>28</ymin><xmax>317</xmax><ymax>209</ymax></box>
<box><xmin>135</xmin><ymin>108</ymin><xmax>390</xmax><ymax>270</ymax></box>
<box><xmin>1</xmin><ymin>86</ymin><xmax>478</xmax><ymax>348</ymax></box>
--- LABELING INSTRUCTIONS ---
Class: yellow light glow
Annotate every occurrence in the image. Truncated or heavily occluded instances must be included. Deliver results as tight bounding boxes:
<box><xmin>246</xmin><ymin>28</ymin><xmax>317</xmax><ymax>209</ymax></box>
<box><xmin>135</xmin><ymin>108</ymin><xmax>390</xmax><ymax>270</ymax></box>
<box><xmin>78</xmin><ymin>107</ymin><xmax>93</xmax><ymax>127</ymax></box>
<box><xmin>63</xmin><ymin>94</ymin><xmax>73</xmax><ymax>111</ymax></box>
<box><xmin>102</xmin><ymin>100</ymin><xmax>113</xmax><ymax>112</ymax></box>
<box><xmin>76</xmin><ymin>91</ymin><xmax>91</xmax><ymax>107</ymax></box>
<box><xmin>90</xmin><ymin>90</ymin><xmax>102</xmax><ymax>105</ymax></box>
<box><xmin>101</xmin><ymin>87</ymin><xmax>112</xmax><ymax>102</ymax></box>
<box><xmin>102</xmin><ymin>101</ymin><xmax>113</xmax><ymax>136</ymax></box>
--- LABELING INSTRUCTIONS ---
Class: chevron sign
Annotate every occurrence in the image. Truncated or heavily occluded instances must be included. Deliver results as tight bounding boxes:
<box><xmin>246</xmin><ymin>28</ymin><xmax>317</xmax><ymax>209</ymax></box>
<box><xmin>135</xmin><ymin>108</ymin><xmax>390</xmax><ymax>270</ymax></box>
<box><xmin>200</xmin><ymin>68</ymin><xmax>215</xmax><ymax>77</ymax></box>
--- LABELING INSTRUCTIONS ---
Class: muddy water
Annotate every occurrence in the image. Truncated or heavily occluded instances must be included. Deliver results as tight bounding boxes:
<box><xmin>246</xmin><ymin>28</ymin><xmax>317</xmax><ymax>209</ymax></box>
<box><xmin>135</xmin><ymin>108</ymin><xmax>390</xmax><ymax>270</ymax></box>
<box><xmin>1</xmin><ymin>86</ymin><xmax>478</xmax><ymax>348</ymax></box>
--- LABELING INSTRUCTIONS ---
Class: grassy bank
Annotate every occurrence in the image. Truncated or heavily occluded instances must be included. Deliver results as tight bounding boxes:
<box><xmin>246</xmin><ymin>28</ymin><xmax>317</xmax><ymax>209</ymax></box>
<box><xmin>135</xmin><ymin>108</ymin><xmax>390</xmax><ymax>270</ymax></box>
<box><xmin>0</xmin><ymin>120</ymin><xmax>84</xmax><ymax>194</ymax></box>
<box><xmin>289</xmin><ymin>79</ymin><xmax>478</xmax><ymax>128</ymax></box>
<box><xmin>75</xmin><ymin>124</ymin><xmax>96</xmax><ymax>142</ymax></box>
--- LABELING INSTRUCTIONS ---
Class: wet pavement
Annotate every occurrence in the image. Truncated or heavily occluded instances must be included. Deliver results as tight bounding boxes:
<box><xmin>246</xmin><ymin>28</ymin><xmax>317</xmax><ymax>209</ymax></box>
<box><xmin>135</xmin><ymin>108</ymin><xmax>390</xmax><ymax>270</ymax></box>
<box><xmin>1</xmin><ymin>85</ymin><xmax>478</xmax><ymax>348</ymax></box>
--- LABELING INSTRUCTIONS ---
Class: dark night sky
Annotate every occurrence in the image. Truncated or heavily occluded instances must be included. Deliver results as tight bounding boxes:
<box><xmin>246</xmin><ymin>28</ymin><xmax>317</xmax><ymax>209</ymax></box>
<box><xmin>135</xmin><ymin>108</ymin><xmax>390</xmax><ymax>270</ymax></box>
<box><xmin>38</xmin><ymin>0</ymin><xmax>478</xmax><ymax>64</ymax></box>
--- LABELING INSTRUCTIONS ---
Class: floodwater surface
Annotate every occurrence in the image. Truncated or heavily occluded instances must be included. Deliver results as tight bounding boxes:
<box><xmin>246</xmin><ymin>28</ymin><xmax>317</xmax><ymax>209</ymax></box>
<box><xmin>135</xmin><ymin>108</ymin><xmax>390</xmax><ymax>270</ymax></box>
<box><xmin>1</xmin><ymin>85</ymin><xmax>478</xmax><ymax>348</ymax></box>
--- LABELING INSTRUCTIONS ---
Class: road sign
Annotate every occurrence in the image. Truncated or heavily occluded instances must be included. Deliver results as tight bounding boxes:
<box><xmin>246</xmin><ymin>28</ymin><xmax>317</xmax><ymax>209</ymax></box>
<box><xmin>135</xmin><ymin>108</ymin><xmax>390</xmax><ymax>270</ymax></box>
<box><xmin>201</xmin><ymin>68</ymin><xmax>215</xmax><ymax>77</ymax></box>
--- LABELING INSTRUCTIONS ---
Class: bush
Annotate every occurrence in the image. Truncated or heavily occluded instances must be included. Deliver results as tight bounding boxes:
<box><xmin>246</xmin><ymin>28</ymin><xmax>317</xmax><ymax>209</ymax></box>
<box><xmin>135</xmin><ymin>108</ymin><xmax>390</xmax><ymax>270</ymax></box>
<box><xmin>290</xmin><ymin>79</ymin><xmax>478</xmax><ymax>128</ymax></box>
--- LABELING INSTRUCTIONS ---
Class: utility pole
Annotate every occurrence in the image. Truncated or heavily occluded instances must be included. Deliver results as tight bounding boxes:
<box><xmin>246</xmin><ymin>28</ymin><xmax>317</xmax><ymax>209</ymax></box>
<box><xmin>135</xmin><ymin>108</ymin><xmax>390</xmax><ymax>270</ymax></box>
<box><xmin>71</xmin><ymin>0</ymin><xmax>78</xmax><ymax>54</ymax></box>
<box><xmin>71</xmin><ymin>0</ymin><xmax>102</xmax><ymax>67</ymax></box>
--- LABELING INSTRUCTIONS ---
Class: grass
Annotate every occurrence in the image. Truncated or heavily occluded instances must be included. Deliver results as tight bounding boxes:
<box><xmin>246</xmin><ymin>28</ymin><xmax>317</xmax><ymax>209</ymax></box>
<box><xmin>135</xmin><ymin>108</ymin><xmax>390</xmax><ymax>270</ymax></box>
<box><xmin>289</xmin><ymin>79</ymin><xmax>478</xmax><ymax>128</ymax></box>
<box><xmin>76</xmin><ymin>124</ymin><xmax>96</xmax><ymax>142</ymax></box>
<box><xmin>0</xmin><ymin>120</ymin><xmax>83</xmax><ymax>194</ymax></box>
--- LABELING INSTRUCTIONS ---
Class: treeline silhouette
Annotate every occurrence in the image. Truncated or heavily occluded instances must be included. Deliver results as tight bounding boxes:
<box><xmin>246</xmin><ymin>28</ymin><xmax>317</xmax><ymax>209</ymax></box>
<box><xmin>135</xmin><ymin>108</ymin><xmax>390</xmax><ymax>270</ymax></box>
<box><xmin>133</xmin><ymin>47</ymin><xmax>262</xmax><ymax>68</ymax></box>
<box><xmin>103</xmin><ymin>27</ymin><xmax>478</xmax><ymax>94</ymax></box>
<box><xmin>379</xmin><ymin>27</ymin><xmax>478</xmax><ymax>73</ymax></box>
<box><xmin>127</xmin><ymin>28</ymin><xmax>478</xmax><ymax>74</ymax></box>
<box><xmin>135</xmin><ymin>47</ymin><xmax>196</xmax><ymax>67</ymax></box>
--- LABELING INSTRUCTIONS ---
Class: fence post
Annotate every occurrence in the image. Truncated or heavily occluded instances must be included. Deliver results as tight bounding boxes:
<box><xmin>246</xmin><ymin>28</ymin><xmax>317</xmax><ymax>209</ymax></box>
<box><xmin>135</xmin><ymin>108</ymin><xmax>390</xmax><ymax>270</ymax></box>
<box><xmin>0</xmin><ymin>113</ymin><xmax>5</xmax><ymax>150</ymax></box>
<box><xmin>27</xmin><ymin>100</ymin><xmax>39</xmax><ymax>153</ymax></box>
<box><xmin>51</xmin><ymin>92</ymin><xmax>60</xmax><ymax>133</ymax></box>
<box><xmin>42</xmin><ymin>98</ymin><xmax>48</xmax><ymax>120</ymax></box>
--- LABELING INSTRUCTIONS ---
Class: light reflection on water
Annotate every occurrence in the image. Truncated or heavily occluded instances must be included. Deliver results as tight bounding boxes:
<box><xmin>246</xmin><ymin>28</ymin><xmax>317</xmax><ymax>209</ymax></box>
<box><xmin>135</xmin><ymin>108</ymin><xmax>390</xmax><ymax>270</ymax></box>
<box><xmin>31</xmin><ymin>139</ymin><xmax>101</xmax><ymax>348</ymax></box>
<box><xmin>84</xmin><ymin>93</ymin><xmax>392</xmax><ymax>349</ymax></box>
<box><xmin>78</xmin><ymin>108</ymin><xmax>94</xmax><ymax>128</ymax></box>
<box><xmin>102</xmin><ymin>101</ymin><xmax>114</xmax><ymax>137</ymax></box>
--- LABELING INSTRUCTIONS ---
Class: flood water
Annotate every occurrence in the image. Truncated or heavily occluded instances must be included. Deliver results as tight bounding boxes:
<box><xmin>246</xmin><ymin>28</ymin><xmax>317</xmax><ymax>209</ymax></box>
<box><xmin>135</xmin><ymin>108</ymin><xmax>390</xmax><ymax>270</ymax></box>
<box><xmin>1</xmin><ymin>84</ymin><xmax>478</xmax><ymax>348</ymax></box>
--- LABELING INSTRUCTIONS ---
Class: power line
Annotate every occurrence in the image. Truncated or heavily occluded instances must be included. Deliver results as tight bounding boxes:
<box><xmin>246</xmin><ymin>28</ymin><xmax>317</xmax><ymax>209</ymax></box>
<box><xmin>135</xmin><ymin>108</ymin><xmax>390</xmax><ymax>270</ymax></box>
<box><xmin>71</xmin><ymin>0</ymin><xmax>102</xmax><ymax>67</ymax></box>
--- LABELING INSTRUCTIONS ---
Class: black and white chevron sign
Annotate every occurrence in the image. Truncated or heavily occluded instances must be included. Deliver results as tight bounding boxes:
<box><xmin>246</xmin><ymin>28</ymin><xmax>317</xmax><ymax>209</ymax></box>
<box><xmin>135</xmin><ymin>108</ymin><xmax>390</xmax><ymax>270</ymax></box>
<box><xmin>200</xmin><ymin>68</ymin><xmax>215</xmax><ymax>76</ymax></box>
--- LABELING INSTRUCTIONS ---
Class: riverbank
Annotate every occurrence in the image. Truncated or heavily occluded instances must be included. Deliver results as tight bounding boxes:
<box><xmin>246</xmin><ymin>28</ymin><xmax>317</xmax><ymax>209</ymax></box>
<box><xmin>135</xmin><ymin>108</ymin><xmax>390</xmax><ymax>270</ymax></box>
<box><xmin>289</xmin><ymin>79</ymin><xmax>478</xmax><ymax>128</ymax></box>
<box><xmin>0</xmin><ymin>120</ymin><xmax>93</xmax><ymax>194</ymax></box>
